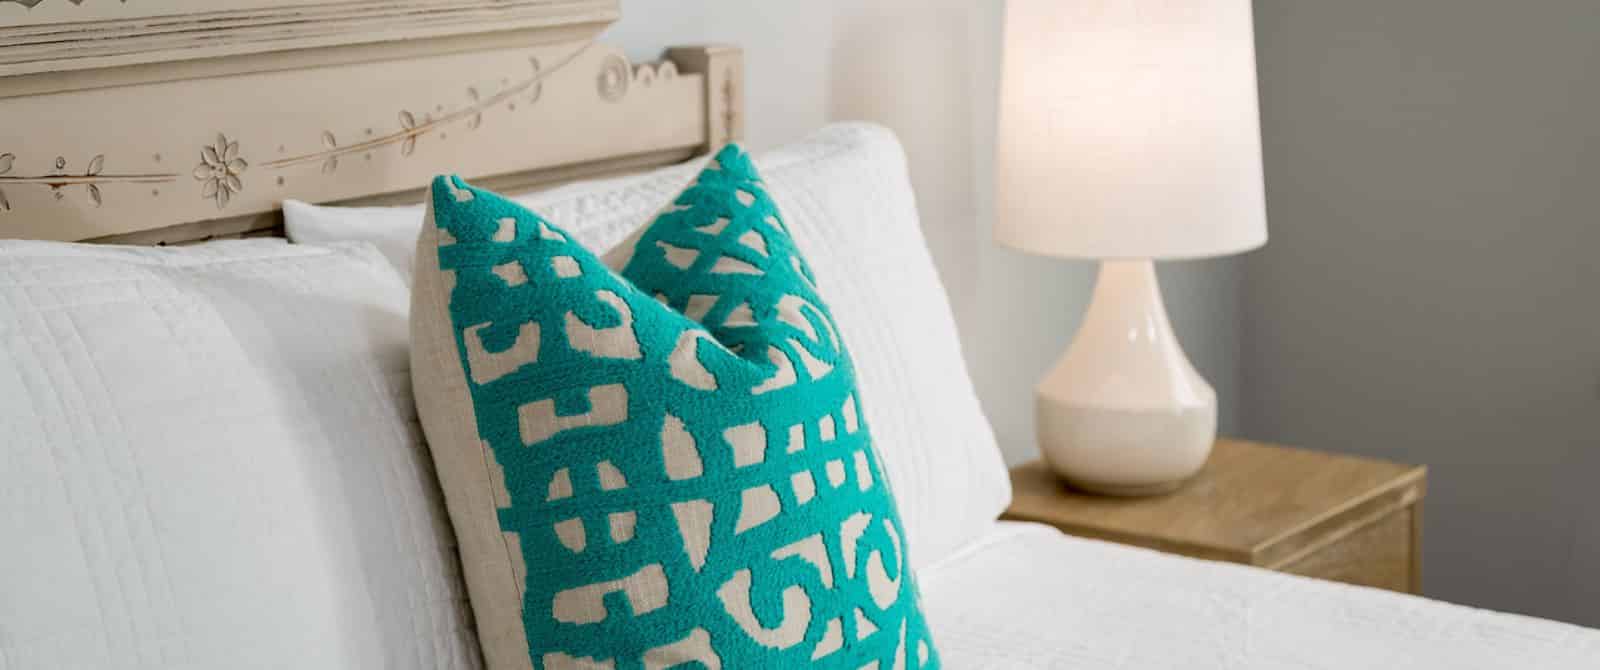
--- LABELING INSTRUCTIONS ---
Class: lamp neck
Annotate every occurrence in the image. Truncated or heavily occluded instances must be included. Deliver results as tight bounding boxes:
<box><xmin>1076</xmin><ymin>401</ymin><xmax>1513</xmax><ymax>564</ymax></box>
<box><xmin>1081</xmin><ymin>259</ymin><xmax>1172</xmax><ymax>342</ymax></box>
<box><xmin>1042</xmin><ymin>257</ymin><xmax>1213</xmax><ymax>410</ymax></box>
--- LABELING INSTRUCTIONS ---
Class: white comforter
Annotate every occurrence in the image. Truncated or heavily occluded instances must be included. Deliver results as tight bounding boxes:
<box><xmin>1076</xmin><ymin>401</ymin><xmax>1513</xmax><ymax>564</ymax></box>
<box><xmin>919</xmin><ymin>522</ymin><xmax>1599</xmax><ymax>669</ymax></box>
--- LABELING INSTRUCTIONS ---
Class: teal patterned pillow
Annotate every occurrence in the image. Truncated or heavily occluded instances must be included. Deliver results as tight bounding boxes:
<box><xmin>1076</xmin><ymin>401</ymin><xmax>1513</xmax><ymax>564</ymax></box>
<box><xmin>411</xmin><ymin>146</ymin><xmax>940</xmax><ymax>670</ymax></box>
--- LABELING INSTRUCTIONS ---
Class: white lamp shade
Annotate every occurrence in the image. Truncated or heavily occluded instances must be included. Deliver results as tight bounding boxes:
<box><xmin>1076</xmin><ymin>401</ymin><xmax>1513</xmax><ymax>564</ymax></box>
<box><xmin>996</xmin><ymin>0</ymin><xmax>1268</xmax><ymax>259</ymax></box>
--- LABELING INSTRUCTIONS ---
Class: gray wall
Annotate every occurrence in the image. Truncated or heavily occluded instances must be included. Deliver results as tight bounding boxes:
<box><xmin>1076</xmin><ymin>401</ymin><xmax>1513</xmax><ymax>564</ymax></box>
<box><xmin>1248</xmin><ymin>0</ymin><xmax>1600</xmax><ymax>625</ymax></box>
<box><xmin>608</xmin><ymin>0</ymin><xmax>1244</xmax><ymax>466</ymax></box>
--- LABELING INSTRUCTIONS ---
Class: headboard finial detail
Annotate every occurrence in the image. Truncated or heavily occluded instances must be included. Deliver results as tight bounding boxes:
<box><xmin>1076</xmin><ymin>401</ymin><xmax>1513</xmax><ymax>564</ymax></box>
<box><xmin>665</xmin><ymin>45</ymin><xmax>747</xmax><ymax>149</ymax></box>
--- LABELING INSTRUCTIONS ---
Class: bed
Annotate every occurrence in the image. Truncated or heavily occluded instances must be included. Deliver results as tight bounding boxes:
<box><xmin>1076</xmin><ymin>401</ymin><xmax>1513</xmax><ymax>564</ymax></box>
<box><xmin>3</xmin><ymin>2</ymin><xmax>1597</xmax><ymax>669</ymax></box>
<box><xmin>920</xmin><ymin>522</ymin><xmax>1599</xmax><ymax>668</ymax></box>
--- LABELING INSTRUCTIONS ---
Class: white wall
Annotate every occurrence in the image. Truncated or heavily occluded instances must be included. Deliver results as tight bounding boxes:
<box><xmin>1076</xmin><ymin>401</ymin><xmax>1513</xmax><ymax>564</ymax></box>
<box><xmin>1248</xmin><ymin>0</ymin><xmax>1600</xmax><ymax>626</ymax></box>
<box><xmin>607</xmin><ymin>0</ymin><xmax>1245</xmax><ymax>465</ymax></box>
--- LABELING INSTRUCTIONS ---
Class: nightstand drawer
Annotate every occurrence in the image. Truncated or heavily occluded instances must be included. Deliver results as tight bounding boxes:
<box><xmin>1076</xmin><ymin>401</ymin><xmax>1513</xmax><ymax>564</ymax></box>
<box><xmin>1276</xmin><ymin>506</ymin><xmax>1419</xmax><ymax>593</ymax></box>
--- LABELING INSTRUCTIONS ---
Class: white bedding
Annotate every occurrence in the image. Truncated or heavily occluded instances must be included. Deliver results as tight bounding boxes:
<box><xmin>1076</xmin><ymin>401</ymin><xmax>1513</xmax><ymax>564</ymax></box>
<box><xmin>0</xmin><ymin>240</ymin><xmax>480</xmax><ymax>670</ymax></box>
<box><xmin>920</xmin><ymin>522</ymin><xmax>1600</xmax><ymax>669</ymax></box>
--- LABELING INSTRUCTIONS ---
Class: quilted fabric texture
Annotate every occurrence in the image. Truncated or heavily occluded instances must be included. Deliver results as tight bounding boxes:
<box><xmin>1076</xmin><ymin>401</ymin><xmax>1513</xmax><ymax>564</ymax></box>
<box><xmin>295</xmin><ymin>124</ymin><xmax>1011</xmax><ymax>574</ymax></box>
<box><xmin>922</xmin><ymin>523</ymin><xmax>1600</xmax><ymax>669</ymax></box>
<box><xmin>0</xmin><ymin>240</ymin><xmax>480</xmax><ymax>670</ymax></box>
<box><xmin>412</xmin><ymin>146</ymin><xmax>938</xmax><ymax>669</ymax></box>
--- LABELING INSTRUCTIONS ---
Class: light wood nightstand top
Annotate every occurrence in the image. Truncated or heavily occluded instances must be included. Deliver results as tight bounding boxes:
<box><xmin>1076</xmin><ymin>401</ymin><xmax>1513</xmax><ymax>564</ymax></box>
<box><xmin>1005</xmin><ymin>439</ymin><xmax>1427</xmax><ymax>585</ymax></box>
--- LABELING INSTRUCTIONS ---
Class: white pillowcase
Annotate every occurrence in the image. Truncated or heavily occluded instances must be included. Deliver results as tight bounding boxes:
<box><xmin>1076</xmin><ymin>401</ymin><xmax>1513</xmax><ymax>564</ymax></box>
<box><xmin>284</xmin><ymin>171</ymin><xmax>660</xmax><ymax>286</ymax></box>
<box><xmin>285</xmin><ymin>122</ymin><xmax>1012</xmax><ymax>569</ymax></box>
<box><xmin>282</xmin><ymin>200</ymin><xmax>435</xmax><ymax>282</ymax></box>
<box><xmin>0</xmin><ymin>239</ymin><xmax>481</xmax><ymax>670</ymax></box>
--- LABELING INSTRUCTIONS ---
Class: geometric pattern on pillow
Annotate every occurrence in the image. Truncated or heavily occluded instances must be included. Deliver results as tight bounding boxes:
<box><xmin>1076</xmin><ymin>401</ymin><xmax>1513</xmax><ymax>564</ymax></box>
<box><xmin>293</xmin><ymin>125</ymin><xmax>1013</xmax><ymax>576</ymax></box>
<box><xmin>417</xmin><ymin>145</ymin><xmax>939</xmax><ymax>669</ymax></box>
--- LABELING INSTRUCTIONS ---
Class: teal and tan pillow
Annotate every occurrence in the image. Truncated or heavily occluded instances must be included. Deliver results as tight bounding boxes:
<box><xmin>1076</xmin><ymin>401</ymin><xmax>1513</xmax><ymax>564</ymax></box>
<box><xmin>411</xmin><ymin>145</ymin><xmax>940</xmax><ymax>669</ymax></box>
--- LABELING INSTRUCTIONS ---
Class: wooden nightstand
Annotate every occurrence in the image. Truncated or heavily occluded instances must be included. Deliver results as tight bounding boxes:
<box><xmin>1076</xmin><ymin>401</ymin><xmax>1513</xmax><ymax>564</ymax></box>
<box><xmin>1004</xmin><ymin>439</ymin><xmax>1427</xmax><ymax>593</ymax></box>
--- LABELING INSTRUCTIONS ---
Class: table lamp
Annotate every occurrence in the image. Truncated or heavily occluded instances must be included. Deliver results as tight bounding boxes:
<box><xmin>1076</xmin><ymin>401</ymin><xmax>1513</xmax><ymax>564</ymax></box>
<box><xmin>995</xmin><ymin>0</ymin><xmax>1268</xmax><ymax>495</ymax></box>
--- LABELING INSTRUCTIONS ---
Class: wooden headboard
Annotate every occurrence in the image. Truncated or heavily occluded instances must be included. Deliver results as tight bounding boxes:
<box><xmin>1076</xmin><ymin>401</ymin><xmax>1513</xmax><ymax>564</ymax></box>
<box><xmin>0</xmin><ymin>0</ymin><xmax>743</xmax><ymax>245</ymax></box>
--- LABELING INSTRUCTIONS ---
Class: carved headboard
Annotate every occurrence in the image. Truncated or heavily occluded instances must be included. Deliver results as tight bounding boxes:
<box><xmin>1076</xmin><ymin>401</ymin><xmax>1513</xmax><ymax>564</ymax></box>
<box><xmin>0</xmin><ymin>0</ymin><xmax>743</xmax><ymax>244</ymax></box>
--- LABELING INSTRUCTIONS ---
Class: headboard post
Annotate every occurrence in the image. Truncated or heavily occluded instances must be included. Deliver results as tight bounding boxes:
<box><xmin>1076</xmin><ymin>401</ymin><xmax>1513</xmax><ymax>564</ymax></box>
<box><xmin>666</xmin><ymin>46</ymin><xmax>746</xmax><ymax>149</ymax></box>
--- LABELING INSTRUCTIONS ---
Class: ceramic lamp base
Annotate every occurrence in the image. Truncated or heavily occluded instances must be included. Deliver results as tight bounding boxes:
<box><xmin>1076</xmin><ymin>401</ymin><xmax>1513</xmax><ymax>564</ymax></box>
<box><xmin>1036</xmin><ymin>259</ymin><xmax>1218</xmax><ymax>496</ymax></box>
<box><xmin>1038</xmin><ymin>401</ymin><xmax>1215</xmax><ymax>496</ymax></box>
<box><xmin>1066</xmin><ymin>478</ymin><xmax>1186</xmax><ymax>498</ymax></box>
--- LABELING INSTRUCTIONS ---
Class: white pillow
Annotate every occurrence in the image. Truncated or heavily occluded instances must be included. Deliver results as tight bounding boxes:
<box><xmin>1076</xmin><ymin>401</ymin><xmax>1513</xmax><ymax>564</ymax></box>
<box><xmin>0</xmin><ymin>239</ymin><xmax>481</xmax><ymax>670</ymax></box>
<box><xmin>286</xmin><ymin>123</ymin><xmax>1012</xmax><ymax>569</ymax></box>
<box><xmin>284</xmin><ymin>170</ymin><xmax>665</xmax><ymax>286</ymax></box>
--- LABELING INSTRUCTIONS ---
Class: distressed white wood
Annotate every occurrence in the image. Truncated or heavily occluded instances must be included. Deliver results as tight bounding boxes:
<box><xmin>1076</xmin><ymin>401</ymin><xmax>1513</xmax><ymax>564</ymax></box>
<box><xmin>666</xmin><ymin>45</ymin><xmax>745</xmax><ymax>149</ymax></box>
<box><xmin>0</xmin><ymin>0</ymin><xmax>743</xmax><ymax>243</ymax></box>
<box><xmin>0</xmin><ymin>1</ymin><xmax>620</xmax><ymax>76</ymax></box>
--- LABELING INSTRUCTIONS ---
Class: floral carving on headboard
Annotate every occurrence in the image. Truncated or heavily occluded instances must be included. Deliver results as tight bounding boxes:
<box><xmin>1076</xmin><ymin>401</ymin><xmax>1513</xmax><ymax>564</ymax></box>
<box><xmin>1</xmin><ymin>0</ymin><xmax>88</xmax><ymax>8</ymax></box>
<box><xmin>0</xmin><ymin>49</ymin><xmax>578</xmax><ymax>214</ymax></box>
<box><xmin>0</xmin><ymin>153</ymin><xmax>176</xmax><ymax>211</ymax></box>
<box><xmin>192</xmin><ymin>135</ymin><xmax>248</xmax><ymax>209</ymax></box>
<box><xmin>257</xmin><ymin>51</ymin><xmax>579</xmax><ymax>180</ymax></box>
<box><xmin>0</xmin><ymin>43</ymin><xmax>690</xmax><ymax>214</ymax></box>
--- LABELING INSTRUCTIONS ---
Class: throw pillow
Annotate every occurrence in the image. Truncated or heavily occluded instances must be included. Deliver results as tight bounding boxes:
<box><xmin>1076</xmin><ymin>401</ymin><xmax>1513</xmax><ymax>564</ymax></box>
<box><xmin>412</xmin><ymin>145</ymin><xmax>940</xmax><ymax>670</ymax></box>
<box><xmin>291</xmin><ymin>124</ymin><xmax>1014</xmax><ymax>572</ymax></box>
